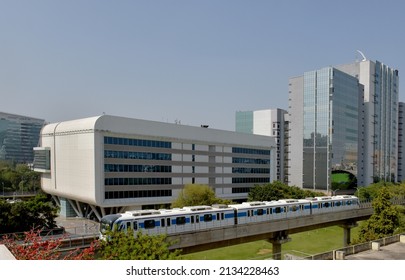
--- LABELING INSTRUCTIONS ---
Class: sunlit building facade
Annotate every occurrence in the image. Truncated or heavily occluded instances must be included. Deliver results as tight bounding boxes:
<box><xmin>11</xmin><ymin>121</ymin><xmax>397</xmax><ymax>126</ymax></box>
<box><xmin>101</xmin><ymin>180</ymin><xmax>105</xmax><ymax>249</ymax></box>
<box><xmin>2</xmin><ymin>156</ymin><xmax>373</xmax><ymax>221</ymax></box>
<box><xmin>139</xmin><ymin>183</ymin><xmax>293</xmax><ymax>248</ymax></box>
<box><xmin>288</xmin><ymin>67</ymin><xmax>363</xmax><ymax>191</ymax></box>
<box><xmin>34</xmin><ymin>115</ymin><xmax>276</xmax><ymax>220</ymax></box>
<box><xmin>336</xmin><ymin>60</ymin><xmax>399</xmax><ymax>186</ymax></box>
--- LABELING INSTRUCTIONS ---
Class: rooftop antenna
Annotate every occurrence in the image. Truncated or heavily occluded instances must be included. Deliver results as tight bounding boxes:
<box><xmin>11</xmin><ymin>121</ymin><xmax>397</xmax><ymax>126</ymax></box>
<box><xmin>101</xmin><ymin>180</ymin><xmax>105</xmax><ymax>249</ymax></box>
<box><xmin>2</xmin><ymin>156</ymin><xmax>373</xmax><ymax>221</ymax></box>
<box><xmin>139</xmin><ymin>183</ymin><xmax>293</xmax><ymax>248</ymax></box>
<box><xmin>356</xmin><ymin>50</ymin><xmax>367</xmax><ymax>61</ymax></box>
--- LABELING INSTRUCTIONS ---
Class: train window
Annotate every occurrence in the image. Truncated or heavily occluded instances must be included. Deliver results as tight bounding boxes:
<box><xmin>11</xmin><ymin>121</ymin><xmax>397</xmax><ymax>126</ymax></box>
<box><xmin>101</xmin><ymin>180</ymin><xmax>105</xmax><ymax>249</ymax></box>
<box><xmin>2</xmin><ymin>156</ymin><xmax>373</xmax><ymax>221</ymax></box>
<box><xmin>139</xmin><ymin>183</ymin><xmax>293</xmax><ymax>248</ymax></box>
<box><xmin>167</xmin><ymin>218</ymin><xmax>171</xmax><ymax>227</ymax></box>
<box><xmin>257</xmin><ymin>209</ymin><xmax>264</xmax><ymax>216</ymax></box>
<box><xmin>217</xmin><ymin>213</ymin><xmax>220</xmax><ymax>221</ymax></box>
<box><xmin>324</xmin><ymin>202</ymin><xmax>330</xmax><ymax>208</ymax></box>
<box><xmin>176</xmin><ymin>216</ymin><xmax>186</xmax><ymax>225</ymax></box>
<box><xmin>247</xmin><ymin>210</ymin><xmax>250</xmax><ymax>217</ymax></box>
<box><xmin>204</xmin><ymin>214</ymin><xmax>213</xmax><ymax>222</ymax></box>
<box><xmin>133</xmin><ymin>221</ymin><xmax>138</xmax><ymax>231</ymax></box>
<box><xmin>144</xmin><ymin>220</ymin><xmax>155</xmax><ymax>229</ymax></box>
<box><xmin>126</xmin><ymin>221</ymin><xmax>132</xmax><ymax>230</ymax></box>
<box><xmin>335</xmin><ymin>201</ymin><xmax>341</xmax><ymax>207</ymax></box>
<box><xmin>267</xmin><ymin>208</ymin><xmax>270</xmax><ymax>215</ymax></box>
<box><xmin>221</xmin><ymin>213</ymin><xmax>224</xmax><ymax>220</ymax></box>
<box><xmin>347</xmin><ymin>200</ymin><xmax>352</xmax><ymax>205</ymax></box>
<box><xmin>291</xmin><ymin>205</ymin><xmax>297</xmax><ymax>212</ymax></box>
<box><xmin>196</xmin><ymin>215</ymin><xmax>200</xmax><ymax>223</ymax></box>
<box><xmin>161</xmin><ymin>219</ymin><xmax>165</xmax><ymax>227</ymax></box>
<box><xmin>275</xmin><ymin>207</ymin><xmax>281</xmax><ymax>214</ymax></box>
<box><xmin>269</xmin><ymin>208</ymin><xmax>273</xmax><ymax>214</ymax></box>
<box><xmin>191</xmin><ymin>216</ymin><xmax>195</xmax><ymax>224</ymax></box>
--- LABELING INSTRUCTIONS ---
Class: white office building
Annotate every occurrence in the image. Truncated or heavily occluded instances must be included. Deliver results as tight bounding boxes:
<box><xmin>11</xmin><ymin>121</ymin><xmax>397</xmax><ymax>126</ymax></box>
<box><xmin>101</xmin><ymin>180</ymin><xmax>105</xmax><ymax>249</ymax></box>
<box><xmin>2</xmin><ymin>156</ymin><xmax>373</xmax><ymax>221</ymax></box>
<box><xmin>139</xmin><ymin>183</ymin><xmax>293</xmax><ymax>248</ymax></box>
<box><xmin>33</xmin><ymin>115</ymin><xmax>276</xmax><ymax>220</ymax></box>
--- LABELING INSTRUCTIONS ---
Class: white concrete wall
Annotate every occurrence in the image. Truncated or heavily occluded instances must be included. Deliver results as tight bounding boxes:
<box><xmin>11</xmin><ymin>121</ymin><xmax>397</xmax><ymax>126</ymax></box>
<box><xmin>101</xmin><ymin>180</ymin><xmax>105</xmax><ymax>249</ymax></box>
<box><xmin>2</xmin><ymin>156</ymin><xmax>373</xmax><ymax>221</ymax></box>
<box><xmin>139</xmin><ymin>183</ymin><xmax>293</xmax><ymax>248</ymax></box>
<box><xmin>288</xmin><ymin>76</ymin><xmax>304</xmax><ymax>187</ymax></box>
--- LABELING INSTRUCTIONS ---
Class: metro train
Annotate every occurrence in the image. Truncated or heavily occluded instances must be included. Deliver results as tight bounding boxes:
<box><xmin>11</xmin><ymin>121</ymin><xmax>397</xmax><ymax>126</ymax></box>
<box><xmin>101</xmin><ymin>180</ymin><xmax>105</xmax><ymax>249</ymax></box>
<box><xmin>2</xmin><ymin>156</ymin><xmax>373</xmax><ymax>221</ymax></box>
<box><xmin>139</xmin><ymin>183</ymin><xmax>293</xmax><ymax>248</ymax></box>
<box><xmin>99</xmin><ymin>195</ymin><xmax>359</xmax><ymax>238</ymax></box>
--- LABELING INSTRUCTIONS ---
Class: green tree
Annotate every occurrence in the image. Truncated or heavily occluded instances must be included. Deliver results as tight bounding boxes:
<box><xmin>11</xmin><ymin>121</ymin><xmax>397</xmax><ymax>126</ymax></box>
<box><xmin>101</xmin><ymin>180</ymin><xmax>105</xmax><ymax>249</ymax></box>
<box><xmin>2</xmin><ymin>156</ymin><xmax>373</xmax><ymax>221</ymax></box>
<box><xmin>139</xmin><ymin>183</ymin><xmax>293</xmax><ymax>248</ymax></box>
<box><xmin>97</xmin><ymin>230</ymin><xmax>181</xmax><ymax>260</ymax></box>
<box><xmin>248</xmin><ymin>181</ymin><xmax>325</xmax><ymax>201</ymax></box>
<box><xmin>0</xmin><ymin>194</ymin><xmax>58</xmax><ymax>234</ymax></box>
<box><xmin>0</xmin><ymin>162</ymin><xmax>41</xmax><ymax>193</ymax></box>
<box><xmin>171</xmin><ymin>184</ymin><xmax>231</xmax><ymax>208</ymax></box>
<box><xmin>357</xmin><ymin>187</ymin><xmax>400</xmax><ymax>242</ymax></box>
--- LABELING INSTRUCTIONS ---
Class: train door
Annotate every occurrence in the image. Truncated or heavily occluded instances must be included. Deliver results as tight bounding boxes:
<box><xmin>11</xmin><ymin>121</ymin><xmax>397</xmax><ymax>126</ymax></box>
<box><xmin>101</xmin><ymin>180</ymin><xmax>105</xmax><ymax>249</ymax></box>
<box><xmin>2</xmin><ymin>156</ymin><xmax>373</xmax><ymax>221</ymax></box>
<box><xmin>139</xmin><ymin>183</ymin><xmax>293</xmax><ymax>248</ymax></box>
<box><xmin>189</xmin><ymin>214</ymin><xmax>200</xmax><ymax>231</ymax></box>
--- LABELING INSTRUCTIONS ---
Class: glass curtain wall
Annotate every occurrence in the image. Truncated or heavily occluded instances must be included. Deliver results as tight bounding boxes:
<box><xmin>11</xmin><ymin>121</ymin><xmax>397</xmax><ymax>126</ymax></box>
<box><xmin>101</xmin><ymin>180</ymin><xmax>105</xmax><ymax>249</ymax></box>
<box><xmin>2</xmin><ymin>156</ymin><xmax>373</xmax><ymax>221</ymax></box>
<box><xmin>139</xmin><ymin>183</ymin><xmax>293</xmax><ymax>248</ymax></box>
<box><xmin>303</xmin><ymin>68</ymin><xmax>360</xmax><ymax>191</ymax></box>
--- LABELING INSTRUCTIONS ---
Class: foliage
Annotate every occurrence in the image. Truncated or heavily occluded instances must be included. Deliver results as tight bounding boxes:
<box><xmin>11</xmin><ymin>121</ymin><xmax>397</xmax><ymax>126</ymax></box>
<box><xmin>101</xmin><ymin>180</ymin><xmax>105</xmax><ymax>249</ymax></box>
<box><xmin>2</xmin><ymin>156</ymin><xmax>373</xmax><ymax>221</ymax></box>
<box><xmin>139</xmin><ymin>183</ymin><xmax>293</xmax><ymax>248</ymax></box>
<box><xmin>0</xmin><ymin>161</ymin><xmax>41</xmax><ymax>193</ymax></box>
<box><xmin>97</xmin><ymin>229</ymin><xmax>181</xmax><ymax>260</ymax></box>
<box><xmin>0</xmin><ymin>229</ymin><xmax>97</xmax><ymax>260</ymax></box>
<box><xmin>356</xmin><ymin>181</ymin><xmax>405</xmax><ymax>201</ymax></box>
<box><xmin>171</xmin><ymin>184</ymin><xmax>232</xmax><ymax>208</ymax></box>
<box><xmin>357</xmin><ymin>187</ymin><xmax>401</xmax><ymax>242</ymax></box>
<box><xmin>248</xmin><ymin>181</ymin><xmax>325</xmax><ymax>201</ymax></box>
<box><xmin>0</xmin><ymin>194</ymin><xmax>58</xmax><ymax>234</ymax></box>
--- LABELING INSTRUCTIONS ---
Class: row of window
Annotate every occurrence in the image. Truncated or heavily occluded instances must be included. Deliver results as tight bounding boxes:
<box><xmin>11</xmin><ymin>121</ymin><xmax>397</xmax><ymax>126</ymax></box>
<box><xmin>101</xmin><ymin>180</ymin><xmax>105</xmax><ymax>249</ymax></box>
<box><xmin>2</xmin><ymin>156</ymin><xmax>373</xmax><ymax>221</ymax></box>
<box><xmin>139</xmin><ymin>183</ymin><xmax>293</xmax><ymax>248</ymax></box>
<box><xmin>232</xmin><ymin>147</ymin><xmax>271</xmax><ymax>156</ymax></box>
<box><xmin>232</xmin><ymin>157</ymin><xmax>270</xmax><ymax>165</ymax></box>
<box><xmin>104</xmin><ymin>137</ymin><xmax>171</xmax><ymax>148</ymax></box>
<box><xmin>104</xmin><ymin>164</ymin><xmax>172</xmax><ymax>173</ymax></box>
<box><xmin>105</xmin><ymin>189</ymin><xmax>172</xmax><ymax>199</ymax></box>
<box><xmin>232</xmin><ymin>187</ymin><xmax>252</xmax><ymax>193</ymax></box>
<box><xmin>232</xmin><ymin>167</ymin><xmax>270</xmax><ymax>174</ymax></box>
<box><xmin>104</xmin><ymin>177</ymin><xmax>172</xmax><ymax>186</ymax></box>
<box><xmin>104</xmin><ymin>150</ymin><xmax>172</xmax><ymax>161</ymax></box>
<box><xmin>232</xmin><ymin>177</ymin><xmax>270</xmax><ymax>184</ymax></box>
<box><xmin>142</xmin><ymin>212</ymin><xmax>226</xmax><ymax>229</ymax></box>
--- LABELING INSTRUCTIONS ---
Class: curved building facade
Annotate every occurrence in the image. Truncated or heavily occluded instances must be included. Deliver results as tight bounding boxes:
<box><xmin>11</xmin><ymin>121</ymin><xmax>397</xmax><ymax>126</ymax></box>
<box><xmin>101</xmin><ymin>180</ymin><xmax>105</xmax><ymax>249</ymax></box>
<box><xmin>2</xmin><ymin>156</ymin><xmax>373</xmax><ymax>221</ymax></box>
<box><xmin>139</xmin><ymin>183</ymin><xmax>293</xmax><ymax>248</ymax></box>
<box><xmin>34</xmin><ymin>115</ymin><xmax>275</xmax><ymax>220</ymax></box>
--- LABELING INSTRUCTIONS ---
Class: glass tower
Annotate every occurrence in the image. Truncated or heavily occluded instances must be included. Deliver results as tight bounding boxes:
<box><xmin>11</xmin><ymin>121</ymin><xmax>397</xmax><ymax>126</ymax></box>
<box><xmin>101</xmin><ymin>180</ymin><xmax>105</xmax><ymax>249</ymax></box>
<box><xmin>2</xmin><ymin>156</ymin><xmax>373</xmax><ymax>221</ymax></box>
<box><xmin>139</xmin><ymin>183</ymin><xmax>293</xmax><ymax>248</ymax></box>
<box><xmin>302</xmin><ymin>68</ymin><xmax>361</xmax><ymax>190</ymax></box>
<box><xmin>0</xmin><ymin>112</ymin><xmax>45</xmax><ymax>163</ymax></box>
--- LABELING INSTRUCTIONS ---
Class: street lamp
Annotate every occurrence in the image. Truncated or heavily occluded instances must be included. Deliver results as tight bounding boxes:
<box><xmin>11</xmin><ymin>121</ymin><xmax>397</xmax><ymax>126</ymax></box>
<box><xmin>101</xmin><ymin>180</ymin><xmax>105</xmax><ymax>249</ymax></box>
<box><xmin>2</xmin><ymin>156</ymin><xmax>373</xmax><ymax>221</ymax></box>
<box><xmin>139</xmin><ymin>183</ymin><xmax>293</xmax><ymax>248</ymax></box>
<box><xmin>355</xmin><ymin>187</ymin><xmax>363</xmax><ymax>199</ymax></box>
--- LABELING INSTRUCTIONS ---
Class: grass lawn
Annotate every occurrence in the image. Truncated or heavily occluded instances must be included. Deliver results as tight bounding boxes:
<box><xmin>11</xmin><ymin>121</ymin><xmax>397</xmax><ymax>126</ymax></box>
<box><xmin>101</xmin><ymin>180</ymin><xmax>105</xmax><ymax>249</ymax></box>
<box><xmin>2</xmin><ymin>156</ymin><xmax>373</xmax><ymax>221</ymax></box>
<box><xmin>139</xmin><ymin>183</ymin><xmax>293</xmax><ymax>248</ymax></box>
<box><xmin>182</xmin><ymin>225</ymin><xmax>361</xmax><ymax>260</ymax></box>
<box><xmin>332</xmin><ymin>173</ymin><xmax>349</xmax><ymax>183</ymax></box>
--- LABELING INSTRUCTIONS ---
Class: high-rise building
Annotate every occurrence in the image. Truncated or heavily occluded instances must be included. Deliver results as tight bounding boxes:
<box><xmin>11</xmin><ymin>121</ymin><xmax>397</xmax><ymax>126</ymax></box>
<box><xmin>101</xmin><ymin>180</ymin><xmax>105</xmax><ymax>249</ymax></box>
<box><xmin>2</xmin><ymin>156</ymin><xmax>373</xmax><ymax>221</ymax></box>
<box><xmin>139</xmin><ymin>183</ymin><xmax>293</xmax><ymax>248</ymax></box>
<box><xmin>336</xmin><ymin>60</ymin><xmax>399</xmax><ymax>186</ymax></box>
<box><xmin>288</xmin><ymin>67</ymin><xmax>364</xmax><ymax>191</ymax></box>
<box><xmin>0</xmin><ymin>112</ymin><xmax>45</xmax><ymax>163</ymax></box>
<box><xmin>235</xmin><ymin>108</ymin><xmax>288</xmax><ymax>182</ymax></box>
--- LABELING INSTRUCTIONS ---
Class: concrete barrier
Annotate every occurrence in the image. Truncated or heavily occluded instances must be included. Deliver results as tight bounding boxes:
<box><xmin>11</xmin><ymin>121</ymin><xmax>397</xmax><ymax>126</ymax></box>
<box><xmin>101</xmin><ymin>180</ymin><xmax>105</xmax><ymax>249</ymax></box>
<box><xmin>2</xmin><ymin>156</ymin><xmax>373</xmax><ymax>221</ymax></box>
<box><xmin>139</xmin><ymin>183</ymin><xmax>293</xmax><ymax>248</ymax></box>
<box><xmin>371</xmin><ymin>242</ymin><xmax>380</xmax><ymax>251</ymax></box>
<box><xmin>334</xmin><ymin>250</ymin><xmax>345</xmax><ymax>260</ymax></box>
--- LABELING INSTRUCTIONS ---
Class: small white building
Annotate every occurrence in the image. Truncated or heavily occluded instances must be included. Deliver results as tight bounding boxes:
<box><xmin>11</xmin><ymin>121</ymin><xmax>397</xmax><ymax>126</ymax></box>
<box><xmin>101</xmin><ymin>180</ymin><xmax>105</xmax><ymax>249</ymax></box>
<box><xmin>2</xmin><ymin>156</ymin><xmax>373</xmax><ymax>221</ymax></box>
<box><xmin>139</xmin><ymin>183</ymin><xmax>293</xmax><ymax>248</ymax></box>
<box><xmin>33</xmin><ymin>115</ymin><xmax>276</xmax><ymax>220</ymax></box>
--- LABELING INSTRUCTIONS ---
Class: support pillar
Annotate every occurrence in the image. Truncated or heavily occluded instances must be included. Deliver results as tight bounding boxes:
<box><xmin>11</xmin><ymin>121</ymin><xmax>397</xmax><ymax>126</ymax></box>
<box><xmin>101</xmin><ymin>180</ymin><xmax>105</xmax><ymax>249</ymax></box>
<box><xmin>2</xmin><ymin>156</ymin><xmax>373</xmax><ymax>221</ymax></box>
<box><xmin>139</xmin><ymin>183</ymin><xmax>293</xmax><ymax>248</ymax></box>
<box><xmin>339</xmin><ymin>221</ymin><xmax>358</xmax><ymax>246</ymax></box>
<box><xmin>269</xmin><ymin>231</ymin><xmax>291</xmax><ymax>260</ymax></box>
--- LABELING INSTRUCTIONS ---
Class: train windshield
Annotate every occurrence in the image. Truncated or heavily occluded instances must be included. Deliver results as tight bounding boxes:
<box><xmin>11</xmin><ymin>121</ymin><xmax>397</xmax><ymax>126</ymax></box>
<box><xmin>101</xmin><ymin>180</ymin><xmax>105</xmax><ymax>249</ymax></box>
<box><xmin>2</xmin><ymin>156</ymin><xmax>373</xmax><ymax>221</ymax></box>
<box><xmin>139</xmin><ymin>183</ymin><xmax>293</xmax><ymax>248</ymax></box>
<box><xmin>99</xmin><ymin>214</ymin><xmax>121</xmax><ymax>235</ymax></box>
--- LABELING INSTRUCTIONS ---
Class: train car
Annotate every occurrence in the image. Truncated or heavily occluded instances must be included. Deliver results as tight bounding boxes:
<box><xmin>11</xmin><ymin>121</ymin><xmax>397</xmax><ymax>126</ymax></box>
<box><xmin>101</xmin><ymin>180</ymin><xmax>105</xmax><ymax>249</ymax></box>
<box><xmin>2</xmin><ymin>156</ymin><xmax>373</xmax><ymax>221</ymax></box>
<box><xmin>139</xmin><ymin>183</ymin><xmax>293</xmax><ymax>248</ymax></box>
<box><xmin>99</xmin><ymin>196</ymin><xmax>360</xmax><ymax>239</ymax></box>
<box><xmin>228</xmin><ymin>201</ymin><xmax>270</xmax><ymax>224</ymax></box>
<box><xmin>99</xmin><ymin>204</ymin><xmax>235</xmax><ymax>238</ymax></box>
<box><xmin>308</xmin><ymin>195</ymin><xmax>359</xmax><ymax>214</ymax></box>
<box><xmin>274</xmin><ymin>199</ymin><xmax>312</xmax><ymax>218</ymax></box>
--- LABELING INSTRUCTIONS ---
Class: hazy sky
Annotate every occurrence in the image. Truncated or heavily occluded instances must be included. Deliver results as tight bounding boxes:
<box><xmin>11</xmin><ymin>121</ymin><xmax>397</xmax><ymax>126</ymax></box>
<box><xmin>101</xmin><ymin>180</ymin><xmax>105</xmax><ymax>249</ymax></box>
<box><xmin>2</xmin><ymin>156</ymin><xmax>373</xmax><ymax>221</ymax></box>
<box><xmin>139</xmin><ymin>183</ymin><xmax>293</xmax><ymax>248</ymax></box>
<box><xmin>1</xmin><ymin>0</ymin><xmax>405</xmax><ymax>130</ymax></box>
